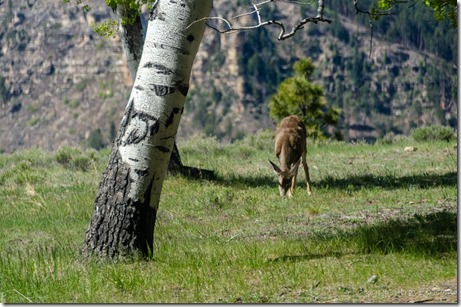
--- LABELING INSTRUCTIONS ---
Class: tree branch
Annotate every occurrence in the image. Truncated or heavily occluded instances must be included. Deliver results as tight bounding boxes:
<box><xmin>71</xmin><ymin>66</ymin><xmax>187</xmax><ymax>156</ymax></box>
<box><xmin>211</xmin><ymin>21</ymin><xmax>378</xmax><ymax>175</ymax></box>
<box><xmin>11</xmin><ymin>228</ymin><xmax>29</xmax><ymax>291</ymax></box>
<box><xmin>188</xmin><ymin>0</ymin><xmax>332</xmax><ymax>40</ymax></box>
<box><xmin>353</xmin><ymin>0</ymin><xmax>394</xmax><ymax>58</ymax></box>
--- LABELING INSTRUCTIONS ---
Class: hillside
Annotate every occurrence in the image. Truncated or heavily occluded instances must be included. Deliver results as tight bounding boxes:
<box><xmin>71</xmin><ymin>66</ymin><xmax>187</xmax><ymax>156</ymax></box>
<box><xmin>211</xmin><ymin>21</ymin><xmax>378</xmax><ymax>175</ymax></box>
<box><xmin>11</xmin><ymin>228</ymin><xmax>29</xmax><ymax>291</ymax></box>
<box><xmin>0</xmin><ymin>0</ymin><xmax>132</xmax><ymax>153</ymax></box>
<box><xmin>0</xmin><ymin>0</ymin><xmax>457</xmax><ymax>152</ymax></box>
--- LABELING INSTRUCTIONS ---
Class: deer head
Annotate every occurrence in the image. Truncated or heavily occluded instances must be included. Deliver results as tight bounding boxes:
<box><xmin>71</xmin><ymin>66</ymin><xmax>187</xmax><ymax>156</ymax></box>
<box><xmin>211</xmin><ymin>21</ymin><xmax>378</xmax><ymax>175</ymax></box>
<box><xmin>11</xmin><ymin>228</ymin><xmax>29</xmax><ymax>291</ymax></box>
<box><xmin>269</xmin><ymin>158</ymin><xmax>302</xmax><ymax>197</ymax></box>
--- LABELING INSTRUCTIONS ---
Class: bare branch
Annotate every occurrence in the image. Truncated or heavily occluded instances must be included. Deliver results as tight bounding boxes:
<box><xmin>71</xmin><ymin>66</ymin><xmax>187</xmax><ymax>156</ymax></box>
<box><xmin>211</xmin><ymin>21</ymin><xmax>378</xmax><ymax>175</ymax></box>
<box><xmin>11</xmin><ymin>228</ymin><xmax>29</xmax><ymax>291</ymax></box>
<box><xmin>252</xmin><ymin>2</ymin><xmax>262</xmax><ymax>25</ymax></box>
<box><xmin>188</xmin><ymin>0</ymin><xmax>332</xmax><ymax>41</ymax></box>
<box><xmin>353</xmin><ymin>0</ymin><xmax>394</xmax><ymax>58</ymax></box>
<box><xmin>353</xmin><ymin>0</ymin><xmax>422</xmax><ymax>57</ymax></box>
<box><xmin>186</xmin><ymin>16</ymin><xmax>233</xmax><ymax>31</ymax></box>
<box><xmin>353</xmin><ymin>0</ymin><xmax>394</xmax><ymax>17</ymax></box>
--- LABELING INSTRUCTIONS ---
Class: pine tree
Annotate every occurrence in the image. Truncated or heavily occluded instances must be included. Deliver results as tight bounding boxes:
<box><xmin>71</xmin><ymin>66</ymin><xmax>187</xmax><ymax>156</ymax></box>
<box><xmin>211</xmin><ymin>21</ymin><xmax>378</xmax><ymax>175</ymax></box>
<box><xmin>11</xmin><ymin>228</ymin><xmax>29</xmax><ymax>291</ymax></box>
<box><xmin>269</xmin><ymin>58</ymin><xmax>342</xmax><ymax>140</ymax></box>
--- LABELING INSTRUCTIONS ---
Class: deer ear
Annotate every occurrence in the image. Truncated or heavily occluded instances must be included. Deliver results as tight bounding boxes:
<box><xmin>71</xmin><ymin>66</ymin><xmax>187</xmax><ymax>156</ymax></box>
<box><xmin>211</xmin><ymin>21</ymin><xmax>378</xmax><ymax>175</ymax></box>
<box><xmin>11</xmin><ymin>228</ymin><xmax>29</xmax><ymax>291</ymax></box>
<box><xmin>269</xmin><ymin>160</ymin><xmax>282</xmax><ymax>175</ymax></box>
<box><xmin>288</xmin><ymin>158</ymin><xmax>302</xmax><ymax>177</ymax></box>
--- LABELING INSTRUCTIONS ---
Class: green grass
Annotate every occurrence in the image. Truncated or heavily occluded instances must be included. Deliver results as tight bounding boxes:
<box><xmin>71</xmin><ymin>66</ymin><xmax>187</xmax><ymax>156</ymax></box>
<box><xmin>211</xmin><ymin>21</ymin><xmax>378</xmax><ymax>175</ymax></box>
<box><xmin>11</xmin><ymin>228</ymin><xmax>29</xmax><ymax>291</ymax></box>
<box><xmin>0</xmin><ymin>132</ymin><xmax>457</xmax><ymax>303</ymax></box>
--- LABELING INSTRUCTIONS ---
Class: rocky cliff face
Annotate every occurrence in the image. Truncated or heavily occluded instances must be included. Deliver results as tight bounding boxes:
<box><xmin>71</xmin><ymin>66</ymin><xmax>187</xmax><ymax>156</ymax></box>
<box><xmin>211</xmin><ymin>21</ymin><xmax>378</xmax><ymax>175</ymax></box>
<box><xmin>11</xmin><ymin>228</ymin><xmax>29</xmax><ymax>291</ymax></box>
<box><xmin>0</xmin><ymin>0</ymin><xmax>132</xmax><ymax>153</ymax></box>
<box><xmin>0</xmin><ymin>0</ymin><xmax>457</xmax><ymax>153</ymax></box>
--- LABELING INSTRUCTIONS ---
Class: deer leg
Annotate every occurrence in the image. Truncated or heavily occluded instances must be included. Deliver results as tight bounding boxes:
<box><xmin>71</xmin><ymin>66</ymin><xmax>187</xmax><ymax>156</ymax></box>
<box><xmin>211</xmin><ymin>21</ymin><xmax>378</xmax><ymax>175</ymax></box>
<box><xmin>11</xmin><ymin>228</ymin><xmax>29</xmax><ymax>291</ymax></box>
<box><xmin>291</xmin><ymin>169</ymin><xmax>298</xmax><ymax>194</ymax></box>
<box><xmin>302</xmin><ymin>151</ymin><xmax>312</xmax><ymax>195</ymax></box>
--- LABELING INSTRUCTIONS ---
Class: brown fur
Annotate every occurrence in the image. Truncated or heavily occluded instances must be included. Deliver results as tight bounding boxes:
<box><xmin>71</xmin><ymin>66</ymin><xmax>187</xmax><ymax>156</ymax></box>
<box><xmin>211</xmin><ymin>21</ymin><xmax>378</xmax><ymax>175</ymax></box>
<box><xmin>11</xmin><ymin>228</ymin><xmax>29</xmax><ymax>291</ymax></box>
<box><xmin>269</xmin><ymin>115</ymin><xmax>312</xmax><ymax>197</ymax></box>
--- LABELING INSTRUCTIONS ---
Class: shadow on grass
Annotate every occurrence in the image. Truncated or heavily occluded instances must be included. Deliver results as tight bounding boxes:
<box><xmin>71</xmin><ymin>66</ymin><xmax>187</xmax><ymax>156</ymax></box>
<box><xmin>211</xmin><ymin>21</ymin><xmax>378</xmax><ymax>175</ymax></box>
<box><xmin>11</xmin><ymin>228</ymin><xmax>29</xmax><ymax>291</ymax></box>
<box><xmin>222</xmin><ymin>174</ymin><xmax>276</xmax><ymax>188</ymax></box>
<box><xmin>194</xmin><ymin>173</ymin><xmax>276</xmax><ymax>188</ymax></box>
<box><xmin>269</xmin><ymin>251</ymin><xmax>344</xmax><ymax>263</ymax></box>
<box><xmin>270</xmin><ymin>210</ymin><xmax>457</xmax><ymax>263</ymax></box>
<box><xmin>316</xmin><ymin>171</ymin><xmax>457</xmax><ymax>190</ymax></box>
<box><xmin>347</xmin><ymin>209</ymin><xmax>457</xmax><ymax>256</ymax></box>
<box><xmin>204</xmin><ymin>171</ymin><xmax>456</xmax><ymax>191</ymax></box>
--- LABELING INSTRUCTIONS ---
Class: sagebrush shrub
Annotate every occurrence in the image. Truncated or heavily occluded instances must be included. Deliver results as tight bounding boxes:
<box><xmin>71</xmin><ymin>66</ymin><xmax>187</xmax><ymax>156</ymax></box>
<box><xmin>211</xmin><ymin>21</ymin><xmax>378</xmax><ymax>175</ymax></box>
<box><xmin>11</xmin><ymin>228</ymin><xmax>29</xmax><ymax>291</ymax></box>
<box><xmin>411</xmin><ymin>125</ymin><xmax>456</xmax><ymax>142</ymax></box>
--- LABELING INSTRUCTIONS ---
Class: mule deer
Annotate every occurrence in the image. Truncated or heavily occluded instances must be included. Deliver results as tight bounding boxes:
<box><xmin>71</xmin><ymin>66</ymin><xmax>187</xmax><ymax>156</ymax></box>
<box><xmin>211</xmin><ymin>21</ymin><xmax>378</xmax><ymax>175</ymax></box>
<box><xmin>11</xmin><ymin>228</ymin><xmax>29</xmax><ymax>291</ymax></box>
<box><xmin>269</xmin><ymin>115</ymin><xmax>312</xmax><ymax>197</ymax></box>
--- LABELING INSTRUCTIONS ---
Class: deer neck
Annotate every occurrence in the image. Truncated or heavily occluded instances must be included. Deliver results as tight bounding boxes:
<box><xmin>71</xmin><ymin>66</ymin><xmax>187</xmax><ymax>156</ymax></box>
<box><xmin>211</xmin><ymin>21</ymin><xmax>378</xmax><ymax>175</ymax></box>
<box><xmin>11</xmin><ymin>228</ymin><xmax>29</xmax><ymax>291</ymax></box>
<box><xmin>279</xmin><ymin>142</ymin><xmax>294</xmax><ymax>171</ymax></box>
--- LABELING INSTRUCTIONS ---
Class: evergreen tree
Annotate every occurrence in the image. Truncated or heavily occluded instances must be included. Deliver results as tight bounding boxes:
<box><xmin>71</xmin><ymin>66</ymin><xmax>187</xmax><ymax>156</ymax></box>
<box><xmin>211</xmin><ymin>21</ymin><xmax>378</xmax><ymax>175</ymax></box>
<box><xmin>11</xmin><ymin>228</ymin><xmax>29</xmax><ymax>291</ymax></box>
<box><xmin>269</xmin><ymin>59</ymin><xmax>342</xmax><ymax>140</ymax></box>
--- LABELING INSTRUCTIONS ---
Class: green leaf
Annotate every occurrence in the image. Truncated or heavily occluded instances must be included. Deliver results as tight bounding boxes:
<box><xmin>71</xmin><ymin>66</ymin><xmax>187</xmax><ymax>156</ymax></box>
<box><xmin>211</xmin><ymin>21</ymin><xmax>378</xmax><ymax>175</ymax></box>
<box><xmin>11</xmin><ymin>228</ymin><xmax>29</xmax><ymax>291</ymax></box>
<box><xmin>91</xmin><ymin>19</ymin><xmax>119</xmax><ymax>39</ymax></box>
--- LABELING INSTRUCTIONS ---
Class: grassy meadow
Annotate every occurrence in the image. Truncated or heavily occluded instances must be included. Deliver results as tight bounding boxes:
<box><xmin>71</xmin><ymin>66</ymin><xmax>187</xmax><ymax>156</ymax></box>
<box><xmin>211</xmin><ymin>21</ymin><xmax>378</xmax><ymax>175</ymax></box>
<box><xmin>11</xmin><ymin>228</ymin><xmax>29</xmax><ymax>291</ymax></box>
<box><xmin>0</xmin><ymin>130</ymin><xmax>457</xmax><ymax>303</ymax></box>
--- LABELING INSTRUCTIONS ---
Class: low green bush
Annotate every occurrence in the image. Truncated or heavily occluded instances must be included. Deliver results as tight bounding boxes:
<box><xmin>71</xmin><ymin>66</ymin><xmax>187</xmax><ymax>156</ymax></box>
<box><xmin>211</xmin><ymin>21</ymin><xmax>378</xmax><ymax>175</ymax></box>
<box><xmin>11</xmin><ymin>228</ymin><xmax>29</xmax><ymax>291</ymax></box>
<box><xmin>411</xmin><ymin>125</ymin><xmax>456</xmax><ymax>142</ymax></box>
<box><xmin>55</xmin><ymin>147</ymin><xmax>78</xmax><ymax>167</ymax></box>
<box><xmin>55</xmin><ymin>147</ymin><xmax>95</xmax><ymax>172</ymax></box>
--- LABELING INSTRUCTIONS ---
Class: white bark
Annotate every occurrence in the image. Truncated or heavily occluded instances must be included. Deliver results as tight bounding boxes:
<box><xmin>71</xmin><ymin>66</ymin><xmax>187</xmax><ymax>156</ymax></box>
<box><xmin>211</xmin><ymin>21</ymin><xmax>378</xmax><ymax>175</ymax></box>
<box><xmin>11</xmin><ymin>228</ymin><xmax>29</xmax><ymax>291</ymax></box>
<box><xmin>118</xmin><ymin>0</ymin><xmax>212</xmax><ymax>207</ymax></box>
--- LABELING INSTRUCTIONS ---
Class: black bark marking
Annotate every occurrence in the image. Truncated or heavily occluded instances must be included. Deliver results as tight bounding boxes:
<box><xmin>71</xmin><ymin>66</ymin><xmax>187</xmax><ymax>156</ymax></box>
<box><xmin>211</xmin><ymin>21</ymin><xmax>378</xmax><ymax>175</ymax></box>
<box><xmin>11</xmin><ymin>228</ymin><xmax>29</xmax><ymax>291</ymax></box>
<box><xmin>172</xmin><ymin>80</ymin><xmax>188</xmax><ymax>96</ymax></box>
<box><xmin>129</xmin><ymin>158</ymin><xmax>139</xmax><ymax>162</ymax></box>
<box><xmin>165</xmin><ymin>107</ymin><xmax>182</xmax><ymax>128</ymax></box>
<box><xmin>117</xmin><ymin>98</ymin><xmax>135</xmax><ymax>145</ymax></box>
<box><xmin>133</xmin><ymin>110</ymin><xmax>157</xmax><ymax>122</ymax></box>
<box><xmin>149</xmin><ymin>84</ymin><xmax>176</xmax><ymax>96</ymax></box>
<box><xmin>187</xmin><ymin>34</ymin><xmax>194</xmax><ymax>42</ymax></box>
<box><xmin>150</xmin><ymin>120</ymin><xmax>160</xmax><ymax>136</ymax></box>
<box><xmin>172</xmin><ymin>45</ymin><xmax>189</xmax><ymax>55</ymax></box>
<box><xmin>177</xmin><ymin>84</ymin><xmax>189</xmax><ymax>96</ymax></box>
<box><xmin>143</xmin><ymin>62</ymin><xmax>156</xmax><ymax>68</ymax></box>
<box><xmin>151</xmin><ymin>43</ymin><xmax>164</xmax><ymax>50</ymax></box>
<box><xmin>149</xmin><ymin>11</ymin><xmax>156</xmax><ymax>21</ymax></box>
<box><xmin>134</xmin><ymin>85</ymin><xmax>144</xmax><ymax>91</ymax></box>
<box><xmin>121</xmin><ymin>99</ymin><xmax>134</xmax><ymax>127</ymax></box>
<box><xmin>149</xmin><ymin>1</ymin><xmax>158</xmax><ymax>20</ymax></box>
<box><xmin>155</xmin><ymin>146</ymin><xmax>170</xmax><ymax>153</ymax></box>
<box><xmin>122</xmin><ymin>109</ymin><xmax>159</xmax><ymax>145</ymax></box>
<box><xmin>125</xmin><ymin>119</ymin><xmax>148</xmax><ymax>145</ymax></box>
<box><xmin>151</xmin><ymin>42</ymin><xmax>189</xmax><ymax>55</ymax></box>
<box><xmin>135</xmin><ymin>168</ymin><xmax>149</xmax><ymax>177</ymax></box>
<box><xmin>155</xmin><ymin>65</ymin><xmax>174</xmax><ymax>75</ymax></box>
<box><xmin>142</xmin><ymin>63</ymin><xmax>174</xmax><ymax>75</ymax></box>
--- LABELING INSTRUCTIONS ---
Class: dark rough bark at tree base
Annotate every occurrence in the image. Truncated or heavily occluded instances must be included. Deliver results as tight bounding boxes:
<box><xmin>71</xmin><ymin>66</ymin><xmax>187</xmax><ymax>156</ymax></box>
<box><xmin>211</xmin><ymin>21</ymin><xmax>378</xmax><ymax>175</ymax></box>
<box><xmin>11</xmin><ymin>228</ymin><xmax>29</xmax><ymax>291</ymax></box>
<box><xmin>82</xmin><ymin>145</ymin><xmax>157</xmax><ymax>259</ymax></box>
<box><xmin>82</xmin><ymin>142</ymin><xmax>214</xmax><ymax>259</ymax></box>
<box><xmin>83</xmin><ymin>138</ymin><xmax>213</xmax><ymax>259</ymax></box>
<box><xmin>82</xmin><ymin>95</ymin><xmax>164</xmax><ymax>258</ymax></box>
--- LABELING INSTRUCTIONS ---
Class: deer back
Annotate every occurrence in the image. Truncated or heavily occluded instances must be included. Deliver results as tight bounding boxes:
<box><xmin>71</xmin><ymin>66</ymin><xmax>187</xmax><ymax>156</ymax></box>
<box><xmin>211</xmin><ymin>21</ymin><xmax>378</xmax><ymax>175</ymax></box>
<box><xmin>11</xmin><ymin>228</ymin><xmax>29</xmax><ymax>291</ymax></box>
<box><xmin>274</xmin><ymin>115</ymin><xmax>306</xmax><ymax>171</ymax></box>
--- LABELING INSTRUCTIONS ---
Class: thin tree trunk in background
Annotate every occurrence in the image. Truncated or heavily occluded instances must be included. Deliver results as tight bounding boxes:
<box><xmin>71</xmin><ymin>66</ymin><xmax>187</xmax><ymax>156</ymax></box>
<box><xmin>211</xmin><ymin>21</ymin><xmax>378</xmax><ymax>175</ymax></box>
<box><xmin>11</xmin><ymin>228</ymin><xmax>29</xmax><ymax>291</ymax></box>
<box><xmin>83</xmin><ymin>0</ymin><xmax>213</xmax><ymax>258</ymax></box>
<box><xmin>114</xmin><ymin>4</ymin><xmax>144</xmax><ymax>79</ymax></box>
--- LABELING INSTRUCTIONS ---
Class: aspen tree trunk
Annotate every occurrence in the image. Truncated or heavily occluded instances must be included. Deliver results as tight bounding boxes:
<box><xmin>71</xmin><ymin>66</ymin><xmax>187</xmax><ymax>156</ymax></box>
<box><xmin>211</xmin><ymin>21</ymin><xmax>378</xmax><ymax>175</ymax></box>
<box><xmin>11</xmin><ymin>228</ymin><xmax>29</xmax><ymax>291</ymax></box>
<box><xmin>114</xmin><ymin>3</ymin><xmax>185</xmax><ymax>174</ymax></box>
<box><xmin>83</xmin><ymin>0</ymin><xmax>213</xmax><ymax>258</ymax></box>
